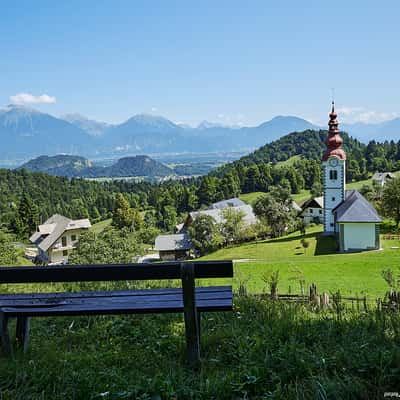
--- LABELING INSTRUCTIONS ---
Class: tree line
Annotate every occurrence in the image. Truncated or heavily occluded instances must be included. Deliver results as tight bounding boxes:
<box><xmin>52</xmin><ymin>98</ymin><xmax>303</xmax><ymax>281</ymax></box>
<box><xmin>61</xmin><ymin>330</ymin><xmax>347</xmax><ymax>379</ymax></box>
<box><xmin>1</xmin><ymin>129</ymin><xmax>400</xmax><ymax>240</ymax></box>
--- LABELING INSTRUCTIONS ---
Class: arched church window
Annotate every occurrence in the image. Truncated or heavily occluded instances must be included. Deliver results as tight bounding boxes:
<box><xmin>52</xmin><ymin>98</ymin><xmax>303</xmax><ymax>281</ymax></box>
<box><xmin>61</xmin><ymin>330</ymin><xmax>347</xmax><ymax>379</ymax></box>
<box><xmin>329</xmin><ymin>170</ymin><xmax>338</xmax><ymax>180</ymax></box>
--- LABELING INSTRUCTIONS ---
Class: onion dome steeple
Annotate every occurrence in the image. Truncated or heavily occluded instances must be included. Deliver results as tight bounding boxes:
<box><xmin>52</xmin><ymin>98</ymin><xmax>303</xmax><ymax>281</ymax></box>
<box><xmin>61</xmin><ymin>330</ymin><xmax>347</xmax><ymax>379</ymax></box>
<box><xmin>322</xmin><ymin>101</ymin><xmax>347</xmax><ymax>161</ymax></box>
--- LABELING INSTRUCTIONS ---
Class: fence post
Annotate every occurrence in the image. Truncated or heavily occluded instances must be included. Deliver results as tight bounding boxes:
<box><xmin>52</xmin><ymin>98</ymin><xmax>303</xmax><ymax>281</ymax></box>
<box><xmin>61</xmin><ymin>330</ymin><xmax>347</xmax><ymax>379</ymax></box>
<box><xmin>180</xmin><ymin>263</ymin><xmax>200</xmax><ymax>368</ymax></box>
<box><xmin>309</xmin><ymin>283</ymin><xmax>317</xmax><ymax>303</ymax></box>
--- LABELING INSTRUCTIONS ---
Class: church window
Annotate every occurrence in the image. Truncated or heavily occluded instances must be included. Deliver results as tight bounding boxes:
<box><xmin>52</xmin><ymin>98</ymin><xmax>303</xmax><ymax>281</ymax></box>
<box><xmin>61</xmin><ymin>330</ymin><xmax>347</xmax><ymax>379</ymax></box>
<box><xmin>332</xmin><ymin>197</ymin><xmax>336</xmax><ymax>201</ymax></box>
<box><xmin>329</xmin><ymin>170</ymin><xmax>338</xmax><ymax>180</ymax></box>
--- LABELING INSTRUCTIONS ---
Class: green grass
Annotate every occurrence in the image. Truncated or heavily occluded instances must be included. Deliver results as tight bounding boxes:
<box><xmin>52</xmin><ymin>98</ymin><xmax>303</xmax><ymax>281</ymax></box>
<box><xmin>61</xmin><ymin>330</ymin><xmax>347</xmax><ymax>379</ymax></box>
<box><xmin>92</xmin><ymin>218</ymin><xmax>112</xmax><ymax>234</ymax></box>
<box><xmin>0</xmin><ymin>296</ymin><xmax>399</xmax><ymax>399</ymax></box>
<box><xmin>239</xmin><ymin>191</ymin><xmax>266</xmax><ymax>205</ymax></box>
<box><xmin>199</xmin><ymin>226</ymin><xmax>400</xmax><ymax>299</ymax></box>
<box><xmin>275</xmin><ymin>155</ymin><xmax>302</xmax><ymax>168</ymax></box>
<box><xmin>346</xmin><ymin>177</ymin><xmax>372</xmax><ymax>190</ymax></box>
<box><xmin>291</xmin><ymin>189</ymin><xmax>312</xmax><ymax>205</ymax></box>
<box><xmin>240</xmin><ymin>190</ymin><xmax>312</xmax><ymax>207</ymax></box>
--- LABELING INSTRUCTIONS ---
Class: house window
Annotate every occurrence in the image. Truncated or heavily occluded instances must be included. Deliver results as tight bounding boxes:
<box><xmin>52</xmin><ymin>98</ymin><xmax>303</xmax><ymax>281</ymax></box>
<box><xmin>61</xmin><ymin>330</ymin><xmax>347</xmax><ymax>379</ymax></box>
<box><xmin>310</xmin><ymin>209</ymin><xmax>313</xmax><ymax>214</ymax></box>
<box><xmin>329</xmin><ymin>170</ymin><xmax>338</xmax><ymax>180</ymax></box>
<box><xmin>319</xmin><ymin>210</ymin><xmax>322</xmax><ymax>215</ymax></box>
<box><xmin>63</xmin><ymin>250</ymin><xmax>68</xmax><ymax>257</ymax></box>
<box><xmin>62</xmin><ymin>236</ymin><xmax>67</xmax><ymax>247</ymax></box>
<box><xmin>71</xmin><ymin>234</ymin><xmax>77</xmax><ymax>241</ymax></box>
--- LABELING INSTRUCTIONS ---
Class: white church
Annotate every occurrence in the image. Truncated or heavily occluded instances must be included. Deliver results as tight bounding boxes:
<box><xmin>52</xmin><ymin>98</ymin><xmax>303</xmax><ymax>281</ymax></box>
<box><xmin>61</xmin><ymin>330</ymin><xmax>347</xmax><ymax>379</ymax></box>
<box><xmin>322</xmin><ymin>103</ymin><xmax>381</xmax><ymax>252</ymax></box>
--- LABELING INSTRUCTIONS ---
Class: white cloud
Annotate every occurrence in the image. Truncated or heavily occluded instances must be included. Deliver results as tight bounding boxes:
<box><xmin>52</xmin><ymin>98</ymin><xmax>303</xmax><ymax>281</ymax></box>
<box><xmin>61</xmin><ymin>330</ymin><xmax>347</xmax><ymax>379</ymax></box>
<box><xmin>9</xmin><ymin>93</ymin><xmax>56</xmax><ymax>105</ymax></box>
<box><xmin>336</xmin><ymin>106</ymin><xmax>399</xmax><ymax>124</ymax></box>
<box><xmin>151</xmin><ymin>107</ymin><xmax>158</xmax><ymax>112</ymax></box>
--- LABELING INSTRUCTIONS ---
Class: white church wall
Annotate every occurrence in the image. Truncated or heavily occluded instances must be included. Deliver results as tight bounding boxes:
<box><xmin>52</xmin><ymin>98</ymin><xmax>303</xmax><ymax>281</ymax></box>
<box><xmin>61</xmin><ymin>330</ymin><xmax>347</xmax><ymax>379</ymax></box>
<box><xmin>342</xmin><ymin>223</ymin><xmax>377</xmax><ymax>251</ymax></box>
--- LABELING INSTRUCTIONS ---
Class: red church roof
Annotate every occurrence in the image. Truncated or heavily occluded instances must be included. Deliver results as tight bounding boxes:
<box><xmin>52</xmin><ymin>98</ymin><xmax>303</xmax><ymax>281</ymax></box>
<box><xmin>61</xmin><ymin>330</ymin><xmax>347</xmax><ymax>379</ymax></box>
<box><xmin>322</xmin><ymin>102</ymin><xmax>347</xmax><ymax>161</ymax></box>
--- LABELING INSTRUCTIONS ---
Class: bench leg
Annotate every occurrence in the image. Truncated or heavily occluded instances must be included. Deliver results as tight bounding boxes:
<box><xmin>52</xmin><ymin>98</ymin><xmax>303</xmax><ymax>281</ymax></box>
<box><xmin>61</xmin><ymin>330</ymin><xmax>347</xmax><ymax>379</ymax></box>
<box><xmin>197</xmin><ymin>310</ymin><xmax>201</xmax><ymax>345</ymax></box>
<box><xmin>0</xmin><ymin>313</ymin><xmax>12</xmax><ymax>356</ymax></box>
<box><xmin>16</xmin><ymin>317</ymin><xmax>30</xmax><ymax>353</ymax></box>
<box><xmin>181</xmin><ymin>263</ymin><xmax>200</xmax><ymax>368</ymax></box>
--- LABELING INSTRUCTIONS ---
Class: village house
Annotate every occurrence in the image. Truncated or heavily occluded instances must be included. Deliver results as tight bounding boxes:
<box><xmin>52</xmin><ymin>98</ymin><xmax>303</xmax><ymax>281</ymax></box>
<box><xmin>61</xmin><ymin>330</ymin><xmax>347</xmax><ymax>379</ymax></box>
<box><xmin>154</xmin><ymin>233</ymin><xmax>192</xmax><ymax>261</ymax></box>
<box><xmin>372</xmin><ymin>172</ymin><xmax>396</xmax><ymax>187</ymax></box>
<box><xmin>29</xmin><ymin>214</ymin><xmax>91</xmax><ymax>264</ymax></box>
<box><xmin>322</xmin><ymin>103</ymin><xmax>382</xmax><ymax>252</ymax></box>
<box><xmin>300</xmin><ymin>196</ymin><xmax>324</xmax><ymax>224</ymax></box>
<box><xmin>179</xmin><ymin>197</ymin><xmax>258</xmax><ymax>232</ymax></box>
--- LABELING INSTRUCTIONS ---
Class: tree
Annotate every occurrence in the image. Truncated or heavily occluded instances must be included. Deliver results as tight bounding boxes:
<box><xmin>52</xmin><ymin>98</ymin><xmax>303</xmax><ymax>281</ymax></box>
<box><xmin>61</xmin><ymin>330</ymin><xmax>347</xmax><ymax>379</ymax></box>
<box><xmin>300</xmin><ymin>238</ymin><xmax>310</xmax><ymax>255</ymax></box>
<box><xmin>15</xmin><ymin>193</ymin><xmax>39</xmax><ymax>237</ymax></box>
<box><xmin>243</xmin><ymin>165</ymin><xmax>261</xmax><ymax>193</ymax></box>
<box><xmin>310</xmin><ymin>180</ymin><xmax>323</xmax><ymax>198</ymax></box>
<box><xmin>220</xmin><ymin>207</ymin><xmax>246</xmax><ymax>244</ymax></box>
<box><xmin>197</xmin><ymin>177</ymin><xmax>218</xmax><ymax>206</ymax></box>
<box><xmin>69</xmin><ymin>228</ymin><xmax>142</xmax><ymax>265</ymax></box>
<box><xmin>188</xmin><ymin>215</ymin><xmax>223</xmax><ymax>256</ymax></box>
<box><xmin>253</xmin><ymin>186</ymin><xmax>296</xmax><ymax>238</ymax></box>
<box><xmin>161</xmin><ymin>205</ymin><xmax>177</xmax><ymax>232</ymax></box>
<box><xmin>112</xmin><ymin>193</ymin><xmax>143</xmax><ymax>231</ymax></box>
<box><xmin>0</xmin><ymin>230</ymin><xmax>19</xmax><ymax>266</ymax></box>
<box><xmin>382</xmin><ymin>177</ymin><xmax>400</xmax><ymax>229</ymax></box>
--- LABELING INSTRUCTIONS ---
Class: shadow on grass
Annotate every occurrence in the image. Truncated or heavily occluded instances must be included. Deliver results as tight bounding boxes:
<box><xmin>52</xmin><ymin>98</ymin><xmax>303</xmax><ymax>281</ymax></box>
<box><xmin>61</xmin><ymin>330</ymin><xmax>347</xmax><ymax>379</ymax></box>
<box><xmin>314</xmin><ymin>233</ymin><xmax>337</xmax><ymax>255</ymax></box>
<box><xmin>267</xmin><ymin>232</ymin><xmax>317</xmax><ymax>244</ymax></box>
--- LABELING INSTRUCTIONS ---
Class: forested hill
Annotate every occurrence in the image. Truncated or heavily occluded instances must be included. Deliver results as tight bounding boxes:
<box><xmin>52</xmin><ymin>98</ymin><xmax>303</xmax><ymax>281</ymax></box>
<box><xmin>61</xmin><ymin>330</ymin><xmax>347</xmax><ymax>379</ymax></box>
<box><xmin>19</xmin><ymin>155</ymin><xmax>92</xmax><ymax>177</ymax></box>
<box><xmin>213</xmin><ymin>129</ymin><xmax>400</xmax><ymax>179</ymax></box>
<box><xmin>19</xmin><ymin>155</ymin><xmax>174</xmax><ymax>178</ymax></box>
<box><xmin>215</xmin><ymin>130</ymin><xmax>365</xmax><ymax>170</ymax></box>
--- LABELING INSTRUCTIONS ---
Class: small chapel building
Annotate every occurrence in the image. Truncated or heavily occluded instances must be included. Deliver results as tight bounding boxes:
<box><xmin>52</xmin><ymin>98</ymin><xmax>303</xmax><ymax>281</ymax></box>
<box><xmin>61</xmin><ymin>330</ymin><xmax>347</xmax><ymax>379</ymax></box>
<box><xmin>322</xmin><ymin>103</ymin><xmax>382</xmax><ymax>252</ymax></box>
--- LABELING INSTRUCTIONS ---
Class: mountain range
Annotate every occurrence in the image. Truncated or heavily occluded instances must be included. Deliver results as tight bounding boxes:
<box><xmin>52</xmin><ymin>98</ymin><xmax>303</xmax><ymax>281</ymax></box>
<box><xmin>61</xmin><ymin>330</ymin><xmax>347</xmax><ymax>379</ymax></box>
<box><xmin>1</xmin><ymin>104</ymin><xmax>399</xmax><ymax>161</ymax></box>
<box><xmin>19</xmin><ymin>154</ymin><xmax>174</xmax><ymax>178</ymax></box>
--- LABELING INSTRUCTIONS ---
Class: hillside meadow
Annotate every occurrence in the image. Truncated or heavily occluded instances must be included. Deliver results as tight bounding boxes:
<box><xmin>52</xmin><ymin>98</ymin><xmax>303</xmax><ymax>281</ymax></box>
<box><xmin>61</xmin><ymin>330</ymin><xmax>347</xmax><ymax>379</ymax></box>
<box><xmin>239</xmin><ymin>170</ymin><xmax>400</xmax><ymax>206</ymax></box>
<box><xmin>200</xmin><ymin>226</ymin><xmax>400</xmax><ymax>299</ymax></box>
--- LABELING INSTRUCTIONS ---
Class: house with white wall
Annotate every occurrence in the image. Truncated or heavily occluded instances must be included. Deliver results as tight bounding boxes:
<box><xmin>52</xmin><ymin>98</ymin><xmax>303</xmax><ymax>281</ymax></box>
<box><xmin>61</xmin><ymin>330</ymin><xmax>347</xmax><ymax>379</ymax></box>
<box><xmin>300</xmin><ymin>196</ymin><xmax>324</xmax><ymax>224</ymax></box>
<box><xmin>372</xmin><ymin>172</ymin><xmax>395</xmax><ymax>187</ymax></box>
<box><xmin>30</xmin><ymin>214</ymin><xmax>91</xmax><ymax>264</ymax></box>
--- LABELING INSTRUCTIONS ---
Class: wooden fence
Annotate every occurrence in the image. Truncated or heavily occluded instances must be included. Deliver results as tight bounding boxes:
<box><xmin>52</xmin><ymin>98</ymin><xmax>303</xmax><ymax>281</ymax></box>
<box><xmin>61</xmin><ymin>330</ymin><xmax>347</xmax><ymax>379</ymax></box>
<box><xmin>383</xmin><ymin>234</ymin><xmax>400</xmax><ymax>240</ymax></box>
<box><xmin>250</xmin><ymin>283</ymin><xmax>395</xmax><ymax>312</ymax></box>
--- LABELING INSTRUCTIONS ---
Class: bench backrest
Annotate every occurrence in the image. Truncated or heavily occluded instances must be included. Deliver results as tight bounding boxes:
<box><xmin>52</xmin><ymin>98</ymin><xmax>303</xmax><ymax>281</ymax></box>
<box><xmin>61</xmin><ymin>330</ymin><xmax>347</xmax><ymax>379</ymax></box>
<box><xmin>0</xmin><ymin>261</ymin><xmax>233</xmax><ymax>284</ymax></box>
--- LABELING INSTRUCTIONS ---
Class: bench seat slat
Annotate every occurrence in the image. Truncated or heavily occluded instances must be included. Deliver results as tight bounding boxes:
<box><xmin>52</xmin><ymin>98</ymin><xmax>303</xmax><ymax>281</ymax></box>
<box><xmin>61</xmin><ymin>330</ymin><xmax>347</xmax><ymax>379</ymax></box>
<box><xmin>0</xmin><ymin>288</ymin><xmax>232</xmax><ymax>307</ymax></box>
<box><xmin>1</xmin><ymin>298</ymin><xmax>233</xmax><ymax>317</ymax></box>
<box><xmin>0</xmin><ymin>286</ymin><xmax>232</xmax><ymax>301</ymax></box>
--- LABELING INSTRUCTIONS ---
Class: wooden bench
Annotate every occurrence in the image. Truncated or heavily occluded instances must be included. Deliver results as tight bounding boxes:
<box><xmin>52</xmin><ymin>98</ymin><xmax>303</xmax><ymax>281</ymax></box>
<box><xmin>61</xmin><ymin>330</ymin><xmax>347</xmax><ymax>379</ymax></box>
<box><xmin>0</xmin><ymin>261</ymin><xmax>233</xmax><ymax>366</ymax></box>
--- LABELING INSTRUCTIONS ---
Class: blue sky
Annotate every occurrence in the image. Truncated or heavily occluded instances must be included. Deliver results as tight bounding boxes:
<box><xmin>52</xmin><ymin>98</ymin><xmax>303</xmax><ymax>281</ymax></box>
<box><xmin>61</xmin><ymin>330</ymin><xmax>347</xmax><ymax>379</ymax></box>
<box><xmin>1</xmin><ymin>0</ymin><xmax>399</xmax><ymax>126</ymax></box>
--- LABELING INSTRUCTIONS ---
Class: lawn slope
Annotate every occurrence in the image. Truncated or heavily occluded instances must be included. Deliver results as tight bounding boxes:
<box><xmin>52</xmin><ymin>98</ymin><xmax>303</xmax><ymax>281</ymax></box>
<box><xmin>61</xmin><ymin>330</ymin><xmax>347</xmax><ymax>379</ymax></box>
<box><xmin>200</xmin><ymin>226</ymin><xmax>400</xmax><ymax>298</ymax></box>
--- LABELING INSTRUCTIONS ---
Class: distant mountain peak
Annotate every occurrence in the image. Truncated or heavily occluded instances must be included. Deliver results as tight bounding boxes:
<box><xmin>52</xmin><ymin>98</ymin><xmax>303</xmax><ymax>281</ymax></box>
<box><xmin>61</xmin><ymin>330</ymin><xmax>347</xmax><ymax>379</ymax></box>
<box><xmin>126</xmin><ymin>113</ymin><xmax>179</xmax><ymax>127</ymax></box>
<box><xmin>62</xmin><ymin>113</ymin><xmax>110</xmax><ymax>136</ymax></box>
<box><xmin>197</xmin><ymin>120</ymin><xmax>225</xmax><ymax>129</ymax></box>
<box><xmin>1</xmin><ymin>104</ymin><xmax>41</xmax><ymax>115</ymax></box>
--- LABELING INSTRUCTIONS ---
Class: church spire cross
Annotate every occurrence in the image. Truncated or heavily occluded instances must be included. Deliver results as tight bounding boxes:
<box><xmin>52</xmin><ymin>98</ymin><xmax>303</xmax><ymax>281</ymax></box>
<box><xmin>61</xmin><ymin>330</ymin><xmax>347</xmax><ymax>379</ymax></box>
<box><xmin>322</xmin><ymin>102</ymin><xmax>346</xmax><ymax>161</ymax></box>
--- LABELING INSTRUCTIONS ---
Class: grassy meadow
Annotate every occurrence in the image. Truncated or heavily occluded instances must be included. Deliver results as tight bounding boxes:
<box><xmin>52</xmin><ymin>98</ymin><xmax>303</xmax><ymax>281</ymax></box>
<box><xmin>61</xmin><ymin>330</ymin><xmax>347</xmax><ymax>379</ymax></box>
<box><xmin>200</xmin><ymin>226</ymin><xmax>400</xmax><ymax>299</ymax></box>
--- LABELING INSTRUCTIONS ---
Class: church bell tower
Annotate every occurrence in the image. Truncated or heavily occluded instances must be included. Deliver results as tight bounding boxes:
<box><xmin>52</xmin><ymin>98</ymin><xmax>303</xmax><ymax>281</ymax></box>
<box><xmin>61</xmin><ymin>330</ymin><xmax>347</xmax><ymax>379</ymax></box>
<box><xmin>322</xmin><ymin>102</ymin><xmax>346</xmax><ymax>234</ymax></box>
